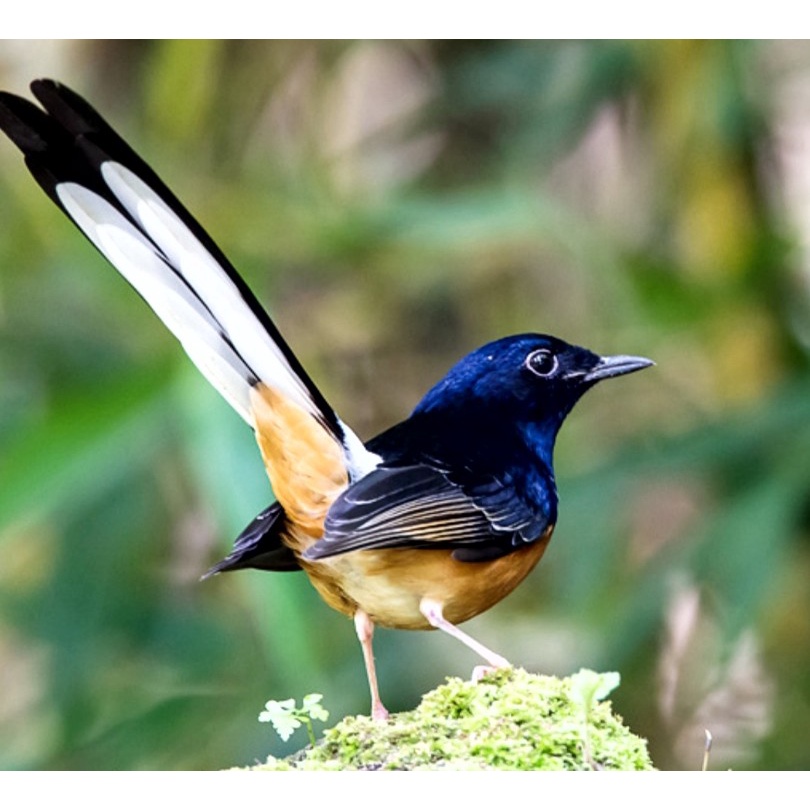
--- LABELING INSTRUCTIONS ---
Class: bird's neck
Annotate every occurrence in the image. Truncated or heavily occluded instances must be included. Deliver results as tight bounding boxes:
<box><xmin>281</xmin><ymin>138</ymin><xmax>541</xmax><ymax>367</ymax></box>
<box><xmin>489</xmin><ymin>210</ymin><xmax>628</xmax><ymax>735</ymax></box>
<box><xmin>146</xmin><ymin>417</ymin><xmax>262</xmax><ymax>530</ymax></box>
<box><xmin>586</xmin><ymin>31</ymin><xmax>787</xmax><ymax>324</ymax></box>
<box><xmin>517</xmin><ymin>415</ymin><xmax>564</xmax><ymax>476</ymax></box>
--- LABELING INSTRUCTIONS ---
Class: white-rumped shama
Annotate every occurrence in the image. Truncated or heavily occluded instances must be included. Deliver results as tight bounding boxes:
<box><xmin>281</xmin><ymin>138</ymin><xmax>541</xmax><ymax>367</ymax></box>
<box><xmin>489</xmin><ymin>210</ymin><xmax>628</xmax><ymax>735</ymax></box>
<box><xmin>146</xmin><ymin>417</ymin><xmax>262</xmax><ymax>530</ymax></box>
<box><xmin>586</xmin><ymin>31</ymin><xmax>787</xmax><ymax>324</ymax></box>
<box><xmin>0</xmin><ymin>80</ymin><xmax>653</xmax><ymax>720</ymax></box>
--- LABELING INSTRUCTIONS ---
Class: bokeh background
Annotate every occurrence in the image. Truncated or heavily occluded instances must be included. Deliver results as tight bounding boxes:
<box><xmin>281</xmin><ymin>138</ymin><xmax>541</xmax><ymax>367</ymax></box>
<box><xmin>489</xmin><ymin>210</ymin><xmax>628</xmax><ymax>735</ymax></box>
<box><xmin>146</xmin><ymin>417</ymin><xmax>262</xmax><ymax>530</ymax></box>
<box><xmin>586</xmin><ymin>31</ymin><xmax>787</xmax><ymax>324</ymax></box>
<box><xmin>1</xmin><ymin>39</ymin><xmax>809</xmax><ymax>770</ymax></box>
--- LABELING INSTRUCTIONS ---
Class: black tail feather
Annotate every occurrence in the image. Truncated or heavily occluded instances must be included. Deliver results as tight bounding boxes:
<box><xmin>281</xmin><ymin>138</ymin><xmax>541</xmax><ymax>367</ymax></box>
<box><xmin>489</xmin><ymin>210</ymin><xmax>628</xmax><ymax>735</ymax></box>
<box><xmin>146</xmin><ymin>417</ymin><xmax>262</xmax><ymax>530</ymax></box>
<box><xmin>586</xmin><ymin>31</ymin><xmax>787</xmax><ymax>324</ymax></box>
<box><xmin>202</xmin><ymin>502</ymin><xmax>301</xmax><ymax>578</ymax></box>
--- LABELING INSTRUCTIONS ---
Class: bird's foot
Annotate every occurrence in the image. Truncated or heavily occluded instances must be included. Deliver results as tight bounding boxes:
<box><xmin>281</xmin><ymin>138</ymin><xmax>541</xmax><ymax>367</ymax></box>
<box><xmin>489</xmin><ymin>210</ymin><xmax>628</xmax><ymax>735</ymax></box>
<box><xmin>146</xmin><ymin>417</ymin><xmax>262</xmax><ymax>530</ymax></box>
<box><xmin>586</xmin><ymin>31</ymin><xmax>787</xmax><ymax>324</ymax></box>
<box><xmin>354</xmin><ymin>610</ymin><xmax>390</xmax><ymax>722</ymax></box>
<box><xmin>371</xmin><ymin>701</ymin><xmax>390</xmax><ymax>722</ymax></box>
<box><xmin>471</xmin><ymin>658</ymin><xmax>511</xmax><ymax>683</ymax></box>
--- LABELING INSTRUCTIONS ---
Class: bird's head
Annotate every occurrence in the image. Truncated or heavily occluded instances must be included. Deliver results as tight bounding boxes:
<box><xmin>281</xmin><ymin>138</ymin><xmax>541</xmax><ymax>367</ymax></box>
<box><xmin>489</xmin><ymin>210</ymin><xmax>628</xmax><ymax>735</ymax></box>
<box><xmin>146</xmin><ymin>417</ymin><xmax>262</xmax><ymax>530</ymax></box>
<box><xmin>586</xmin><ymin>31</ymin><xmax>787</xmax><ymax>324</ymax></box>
<box><xmin>413</xmin><ymin>333</ymin><xmax>653</xmax><ymax>438</ymax></box>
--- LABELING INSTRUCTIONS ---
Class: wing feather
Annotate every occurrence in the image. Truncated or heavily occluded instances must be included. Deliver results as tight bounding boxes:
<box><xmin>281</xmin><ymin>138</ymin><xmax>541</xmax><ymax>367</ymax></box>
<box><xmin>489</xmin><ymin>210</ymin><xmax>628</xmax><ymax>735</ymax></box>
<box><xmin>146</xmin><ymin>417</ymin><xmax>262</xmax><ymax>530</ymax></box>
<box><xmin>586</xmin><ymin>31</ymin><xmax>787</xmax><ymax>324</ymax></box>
<box><xmin>303</xmin><ymin>464</ymin><xmax>550</xmax><ymax>562</ymax></box>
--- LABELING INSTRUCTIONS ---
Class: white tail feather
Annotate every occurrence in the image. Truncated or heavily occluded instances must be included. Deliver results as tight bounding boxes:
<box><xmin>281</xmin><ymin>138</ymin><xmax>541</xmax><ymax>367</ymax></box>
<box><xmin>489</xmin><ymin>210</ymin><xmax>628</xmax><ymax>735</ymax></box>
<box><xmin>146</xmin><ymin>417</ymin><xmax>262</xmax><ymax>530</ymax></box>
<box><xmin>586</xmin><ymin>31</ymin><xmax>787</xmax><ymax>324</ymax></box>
<box><xmin>58</xmin><ymin>181</ymin><xmax>255</xmax><ymax>421</ymax></box>
<box><xmin>101</xmin><ymin>162</ymin><xmax>320</xmax><ymax>418</ymax></box>
<box><xmin>56</xmin><ymin>170</ymin><xmax>381</xmax><ymax>480</ymax></box>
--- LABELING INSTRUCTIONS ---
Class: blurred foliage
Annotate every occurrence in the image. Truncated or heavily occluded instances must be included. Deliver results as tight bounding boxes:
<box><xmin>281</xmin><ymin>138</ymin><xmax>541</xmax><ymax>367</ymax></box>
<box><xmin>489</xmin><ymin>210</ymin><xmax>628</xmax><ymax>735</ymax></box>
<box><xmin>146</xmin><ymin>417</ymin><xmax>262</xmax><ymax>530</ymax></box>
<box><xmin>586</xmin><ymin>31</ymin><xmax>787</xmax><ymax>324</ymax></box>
<box><xmin>1</xmin><ymin>39</ymin><xmax>809</xmax><ymax>770</ymax></box>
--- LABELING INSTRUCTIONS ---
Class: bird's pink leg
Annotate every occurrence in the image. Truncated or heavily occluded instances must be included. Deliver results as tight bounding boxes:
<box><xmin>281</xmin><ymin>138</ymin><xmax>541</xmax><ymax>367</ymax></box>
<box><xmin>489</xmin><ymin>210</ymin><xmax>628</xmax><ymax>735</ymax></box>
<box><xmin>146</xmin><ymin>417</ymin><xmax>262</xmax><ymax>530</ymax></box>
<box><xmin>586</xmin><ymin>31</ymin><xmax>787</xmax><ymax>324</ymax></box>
<box><xmin>419</xmin><ymin>597</ymin><xmax>511</xmax><ymax>680</ymax></box>
<box><xmin>354</xmin><ymin>609</ymin><xmax>389</xmax><ymax>721</ymax></box>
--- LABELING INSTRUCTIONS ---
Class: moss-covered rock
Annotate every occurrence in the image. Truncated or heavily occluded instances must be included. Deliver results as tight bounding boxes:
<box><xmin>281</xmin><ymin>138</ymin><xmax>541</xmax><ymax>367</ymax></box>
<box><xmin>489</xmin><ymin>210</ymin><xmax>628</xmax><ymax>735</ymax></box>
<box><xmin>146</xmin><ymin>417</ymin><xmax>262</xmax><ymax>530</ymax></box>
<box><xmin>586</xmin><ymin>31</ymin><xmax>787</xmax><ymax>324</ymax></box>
<box><xmin>250</xmin><ymin>668</ymin><xmax>654</xmax><ymax>771</ymax></box>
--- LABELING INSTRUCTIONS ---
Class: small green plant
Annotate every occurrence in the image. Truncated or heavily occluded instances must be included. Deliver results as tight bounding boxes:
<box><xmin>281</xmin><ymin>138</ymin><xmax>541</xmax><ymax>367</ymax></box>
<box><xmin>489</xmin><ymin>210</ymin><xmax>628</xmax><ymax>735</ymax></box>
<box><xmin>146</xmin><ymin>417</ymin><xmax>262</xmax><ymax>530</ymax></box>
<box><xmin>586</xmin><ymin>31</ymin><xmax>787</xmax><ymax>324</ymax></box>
<box><xmin>259</xmin><ymin>694</ymin><xmax>330</xmax><ymax>747</ymax></box>
<box><xmin>569</xmin><ymin>669</ymin><xmax>621</xmax><ymax>769</ymax></box>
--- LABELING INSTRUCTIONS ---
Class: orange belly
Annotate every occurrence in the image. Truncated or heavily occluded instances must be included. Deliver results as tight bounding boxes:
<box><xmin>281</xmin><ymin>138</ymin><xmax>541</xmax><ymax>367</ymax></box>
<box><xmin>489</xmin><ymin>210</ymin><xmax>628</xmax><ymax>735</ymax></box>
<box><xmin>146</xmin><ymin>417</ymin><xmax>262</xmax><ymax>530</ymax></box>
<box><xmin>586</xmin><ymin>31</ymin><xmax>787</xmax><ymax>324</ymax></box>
<box><xmin>298</xmin><ymin>527</ymin><xmax>554</xmax><ymax>630</ymax></box>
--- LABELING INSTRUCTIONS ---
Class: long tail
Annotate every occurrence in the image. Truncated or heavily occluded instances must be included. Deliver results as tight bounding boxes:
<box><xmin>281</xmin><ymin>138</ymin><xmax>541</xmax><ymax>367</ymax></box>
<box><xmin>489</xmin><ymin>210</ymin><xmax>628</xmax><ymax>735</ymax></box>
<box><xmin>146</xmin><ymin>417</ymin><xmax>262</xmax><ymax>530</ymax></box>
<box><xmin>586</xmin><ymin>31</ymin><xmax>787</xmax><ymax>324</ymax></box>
<box><xmin>0</xmin><ymin>79</ymin><xmax>376</xmax><ymax>481</ymax></box>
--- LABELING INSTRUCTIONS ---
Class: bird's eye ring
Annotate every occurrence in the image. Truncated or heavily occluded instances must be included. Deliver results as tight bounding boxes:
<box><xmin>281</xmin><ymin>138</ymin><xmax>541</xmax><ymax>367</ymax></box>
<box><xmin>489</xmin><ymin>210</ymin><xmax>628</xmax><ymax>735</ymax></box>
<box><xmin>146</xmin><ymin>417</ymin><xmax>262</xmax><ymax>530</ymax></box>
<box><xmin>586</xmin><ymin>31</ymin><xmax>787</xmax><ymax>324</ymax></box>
<box><xmin>526</xmin><ymin>348</ymin><xmax>558</xmax><ymax>378</ymax></box>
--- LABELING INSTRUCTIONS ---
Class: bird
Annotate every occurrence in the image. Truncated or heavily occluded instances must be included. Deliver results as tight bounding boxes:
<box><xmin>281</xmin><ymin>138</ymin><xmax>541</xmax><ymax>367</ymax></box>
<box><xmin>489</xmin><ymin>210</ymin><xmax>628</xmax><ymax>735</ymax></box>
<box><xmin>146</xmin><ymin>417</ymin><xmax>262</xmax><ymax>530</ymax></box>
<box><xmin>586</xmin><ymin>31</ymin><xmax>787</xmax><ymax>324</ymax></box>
<box><xmin>0</xmin><ymin>79</ymin><xmax>653</xmax><ymax>721</ymax></box>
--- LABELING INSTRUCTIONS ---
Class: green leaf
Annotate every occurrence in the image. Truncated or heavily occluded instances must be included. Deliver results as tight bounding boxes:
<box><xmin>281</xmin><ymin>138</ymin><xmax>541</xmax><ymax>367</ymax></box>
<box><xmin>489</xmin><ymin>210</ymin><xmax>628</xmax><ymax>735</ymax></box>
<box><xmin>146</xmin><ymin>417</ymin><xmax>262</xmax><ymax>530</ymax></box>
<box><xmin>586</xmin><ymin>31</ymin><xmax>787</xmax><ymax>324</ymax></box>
<box><xmin>302</xmin><ymin>693</ymin><xmax>330</xmax><ymax>723</ymax></box>
<box><xmin>570</xmin><ymin>669</ymin><xmax>621</xmax><ymax>715</ymax></box>
<box><xmin>258</xmin><ymin>699</ymin><xmax>301</xmax><ymax>742</ymax></box>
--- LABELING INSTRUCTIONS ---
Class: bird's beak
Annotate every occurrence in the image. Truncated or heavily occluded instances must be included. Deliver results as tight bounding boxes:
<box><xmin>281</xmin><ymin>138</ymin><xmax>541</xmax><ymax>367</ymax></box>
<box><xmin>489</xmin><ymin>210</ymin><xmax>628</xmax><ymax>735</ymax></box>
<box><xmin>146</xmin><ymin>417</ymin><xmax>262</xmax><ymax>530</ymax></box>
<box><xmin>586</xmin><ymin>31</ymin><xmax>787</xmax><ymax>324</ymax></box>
<box><xmin>583</xmin><ymin>355</ymin><xmax>654</xmax><ymax>383</ymax></box>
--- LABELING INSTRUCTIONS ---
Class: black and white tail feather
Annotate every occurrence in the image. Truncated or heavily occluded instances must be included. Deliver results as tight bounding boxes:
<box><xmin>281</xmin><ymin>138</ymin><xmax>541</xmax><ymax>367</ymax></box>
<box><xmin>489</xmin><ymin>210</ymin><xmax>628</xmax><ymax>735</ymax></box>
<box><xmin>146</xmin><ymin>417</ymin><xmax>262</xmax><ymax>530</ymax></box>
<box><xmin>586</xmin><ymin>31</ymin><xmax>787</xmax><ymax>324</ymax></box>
<box><xmin>0</xmin><ymin>80</ymin><xmax>378</xmax><ymax>487</ymax></box>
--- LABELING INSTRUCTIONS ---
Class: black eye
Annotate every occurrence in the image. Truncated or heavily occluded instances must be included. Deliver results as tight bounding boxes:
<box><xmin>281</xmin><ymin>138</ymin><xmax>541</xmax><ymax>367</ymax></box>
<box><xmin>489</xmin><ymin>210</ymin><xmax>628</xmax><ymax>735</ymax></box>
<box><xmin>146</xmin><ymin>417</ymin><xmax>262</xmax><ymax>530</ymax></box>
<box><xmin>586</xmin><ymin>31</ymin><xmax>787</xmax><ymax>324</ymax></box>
<box><xmin>526</xmin><ymin>348</ymin><xmax>558</xmax><ymax>378</ymax></box>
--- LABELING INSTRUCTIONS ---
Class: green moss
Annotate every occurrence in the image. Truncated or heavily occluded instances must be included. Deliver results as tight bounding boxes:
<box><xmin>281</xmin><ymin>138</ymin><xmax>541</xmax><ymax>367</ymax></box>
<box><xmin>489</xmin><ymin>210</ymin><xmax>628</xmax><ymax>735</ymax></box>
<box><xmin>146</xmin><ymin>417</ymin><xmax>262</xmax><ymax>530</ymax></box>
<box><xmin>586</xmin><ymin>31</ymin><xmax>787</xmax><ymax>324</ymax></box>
<box><xmin>249</xmin><ymin>668</ymin><xmax>654</xmax><ymax>771</ymax></box>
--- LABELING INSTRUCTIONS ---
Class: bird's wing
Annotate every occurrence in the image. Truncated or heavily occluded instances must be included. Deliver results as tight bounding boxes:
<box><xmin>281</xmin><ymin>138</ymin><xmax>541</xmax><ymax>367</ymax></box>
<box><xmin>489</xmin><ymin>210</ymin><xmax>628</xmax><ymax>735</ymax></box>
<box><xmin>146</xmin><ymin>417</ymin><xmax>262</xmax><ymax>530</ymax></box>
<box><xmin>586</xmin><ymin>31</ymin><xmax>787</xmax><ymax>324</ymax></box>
<box><xmin>445</xmin><ymin>467</ymin><xmax>553</xmax><ymax>542</ymax></box>
<box><xmin>303</xmin><ymin>463</ymin><xmax>552</xmax><ymax>563</ymax></box>
<box><xmin>0</xmin><ymin>80</ymin><xmax>379</xmax><ymax>506</ymax></box>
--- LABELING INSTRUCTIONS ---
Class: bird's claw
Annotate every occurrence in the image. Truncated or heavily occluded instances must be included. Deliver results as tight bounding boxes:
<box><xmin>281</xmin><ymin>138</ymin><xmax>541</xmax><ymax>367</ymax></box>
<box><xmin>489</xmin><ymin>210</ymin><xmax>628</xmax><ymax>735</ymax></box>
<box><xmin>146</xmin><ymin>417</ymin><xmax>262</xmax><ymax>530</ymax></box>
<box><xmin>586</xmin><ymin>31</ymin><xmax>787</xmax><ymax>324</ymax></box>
<box><xmin>471</xmin><ymin>659</ymin><xmax>511</xmax><ymax>683</ymax></box>
<box><xmin>371</xmin><ymin>703</ymin><xmax>390</xmax><ymax>722</ymax></box>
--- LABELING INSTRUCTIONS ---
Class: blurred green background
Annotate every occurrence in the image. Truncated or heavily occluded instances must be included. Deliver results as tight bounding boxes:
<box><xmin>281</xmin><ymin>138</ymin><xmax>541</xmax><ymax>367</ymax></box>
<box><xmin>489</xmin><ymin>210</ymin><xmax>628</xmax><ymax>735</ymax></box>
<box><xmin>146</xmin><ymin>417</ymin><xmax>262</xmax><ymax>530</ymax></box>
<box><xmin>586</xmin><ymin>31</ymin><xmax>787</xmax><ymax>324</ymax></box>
<box><xmin>1</xmin><ymin>40</ymin><xmax>809</xmax><ymax>770</ymax></box>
